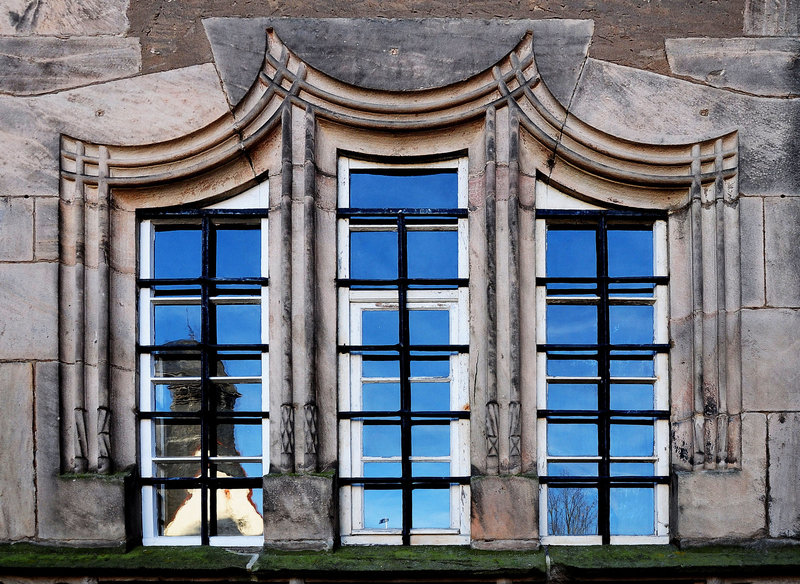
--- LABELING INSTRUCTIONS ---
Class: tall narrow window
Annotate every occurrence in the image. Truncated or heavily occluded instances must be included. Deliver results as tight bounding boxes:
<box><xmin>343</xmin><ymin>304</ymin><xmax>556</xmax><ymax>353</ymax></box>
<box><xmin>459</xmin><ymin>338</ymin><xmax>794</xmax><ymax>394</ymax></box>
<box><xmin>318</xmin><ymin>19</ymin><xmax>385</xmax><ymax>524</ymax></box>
<box><xmin>536</xmin><ymin>187</ymin><xmax>669</xmax><ymax>545</ymax></box>
<box><xmin>338</xmin><ymin>158</ymin><xmax>470</xmax><ymax>545</ymax></box>
<box><xmin>138</xmin><ymin>185</ymin><xmax>269</xmax><ymax>546</ymax></box>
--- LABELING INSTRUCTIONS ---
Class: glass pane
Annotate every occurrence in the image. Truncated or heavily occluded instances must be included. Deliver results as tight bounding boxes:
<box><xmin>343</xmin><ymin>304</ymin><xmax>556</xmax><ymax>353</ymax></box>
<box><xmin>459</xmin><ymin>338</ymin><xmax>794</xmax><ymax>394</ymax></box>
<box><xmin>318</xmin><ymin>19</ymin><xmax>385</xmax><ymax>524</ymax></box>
<box><xmin>153</xmin><ymin>352</ymin><xmax>201</xmax><ymax>378</ymax></box>
<box><xmin>412</xmin><ymin>424</ymin><xmax>450</xmax><ymax>457</ymax></box>
<box><xmin>213</xmin><ymin>382</ymin><xmax>262</xmax><ymax>412</ymax></box>
<box><xmin>215</xmin><ymin>423</ymin><xmax>262</xmax><ymax>457</ymax></box>
<box><xmin>548</xmin><ymin>462</ymin><xmax>598</xmax><ymax>477</ymax></box>
<box><xmin>546</xmin><ymin>355</ymin><xmax>598</xmax><ymax>377</ymax></box>
<box><xmin>154</xmin><ymin>418</ymin><xmax>201</xmax><ymax>457</ymax></box>
<box><xmin>412</xmin><ymin>462</ymin><xmax>450</xmax><ymax>477</ymax></box>
<box><xmin>610</xmin><ymin>487</ymin><xmax>654</xmax><ymax>535</ymax></box>
<box><xmin>215</xmin><ymin>227</ymin><xmax>260</xmax><ymax>278</ymax></box>
<box><xmin>412</xmin><ymin>489</ymin><xmax>450</xmax><ymax>528</ymax></box>
<box><xmin>363</xmin><ymin>462</ymin><xmax>402</xmax><ymax>478</ymax></box>
<box><xmin>154</xmin><ymin>381</ymin><xmax>201</xmax><ymax>412</ymax></box>
<box><xmin>362</xmin><ymin>311</ymin><xmax>399</xmax><ymax>345</ymax></box>
<box><xmin>610</xmin><ymin>462</ymin><xmax>654</xmax><ymax>477</ymax></box>
<box><xmin>153</xmin><ymin>227</ymin><xmax>201</xmax><ymax>279</ymax></box>
<box><xmin>362</xmin><ymin>383</ymin><xmax>400</xmax><ymax>411</ymax></box>
<box><xmin>363</xmin><ymin>359</ymin><xmax>400</xmax><ymax>379</ymax></box>
<box><xmin>159</xmin><ymin>486</ymin><xmax>201</xmax><ymax>536</ymax></box>
<box><xmin>608</xmin><ymin>229</ymin><xmax>653</xmax><ymax>278</ymax></box>
<box><xmin>410</xmin><ymin>359</ymin><xmax>449</xmax><ymax>378</ymax></box>
<box><xmin>610</xmin><ymin>383</ymin><xmax>654</xmax><ymax>410</ymax></box>
<box><xmin>546</xmin><ymin>229</ymin><xmax>596</xmax><ymax>278</ymax></box>
<box><xmin>546</xmin><ymin>305</ymin><xmax>597</xmax><ymax>344</ymax></box>
<box><xmin>547</xmin><ymin>487</ymin><xmax>598</xmax><ymax>536</ymax></box>
<box><xmin>215</xmin><ymin>304</ymin><xmax>261</xmax><ymax>344</ymax></box>
<box><xmin>155</xmin><ymin>461</ymin><xmax>200</xmax><ymax>478</ymax></box>
<box><xmin>214</xmin><ymin>487</ymin><xmax>264</xmax><ymax>536</ymax></box>
<box><xmin>350</xmin><ymin>231</ymin><xmax>398</xmax><ymax>280</ymax></box>
<box><xmin>409</xmin><ymin>310</ymin><xmax>449</xmax><ymax>345</ymax></box>
<box><xmin>214</xmin><ymin>355</ymin><xmax>261</xmax><ymax>377</ymax></box>
<box><xmin>610</xmin><ymin>354</ymin><xmax>655</xmax><ymax>377</ymax></box>
<box><xmin>363</xmin><ymin>424</ymin><xmax>401</xmax><ymax>457</ymax></box>
<box><xmin>609</xmin><ymin>305</ymin><xmax>653</xmax><ymax>344</ymax></box>
<box><xmin>350</xmin><ymin>171</ymin><xmax>458</xmax><ymax>208</ymax></box>
<box><xmin>609</xmin><ymin>282</ymin><xmax>655</xmax><ymax>298</ymax></box>
<box><xmin>213</xmin><ymin>462</ymin><xmax>263</xmax><ymax>478</ymax></box>
<box><xmin>407</xmin><ymin>231</ymin><xmax>458</xmax><ymax>280</ymax></box>
<box><xmin>610</xmin><ymin>422</ymin><xmax>654</xmax><ymax>457</ymax></box>
<box><xmin>153</xmin><ymin>304</ymin><xmax>201</xmax><ymax>344</ymax></box>
<box><xmin>547</xmin><ymin>383</ymin><xmax>597</xmax><ymax>410</ymax></box>
<box><xmin>411</xmin><ymin>382</ymin><xmax>450</xmax><ymax>411</ymax></box>
<box><xmin>547</xmin><ymin>423</ymin><xmax>598</xmax><ymax>456</ymax></box>
<box><xmin>364</xmin><ymin>489</ymin><xmax>402</xmax><ymax>529</ymax></box>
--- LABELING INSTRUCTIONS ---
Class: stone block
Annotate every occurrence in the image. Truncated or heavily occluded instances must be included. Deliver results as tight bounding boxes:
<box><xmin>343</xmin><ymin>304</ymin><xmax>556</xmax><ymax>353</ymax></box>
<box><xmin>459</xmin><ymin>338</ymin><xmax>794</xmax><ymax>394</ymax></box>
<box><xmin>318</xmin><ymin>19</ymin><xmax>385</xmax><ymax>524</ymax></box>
<box><xmin>0</xmin><ymin>37</ymin><xmax>141</xmax><ymax>96</ymax></box>
<box><xmin>34</xmin><ymin>197</ymin><xmax>58</xmax><ymax>261</ymax></box>
<box><xmin>0</xmin><ymin>196</ymin><xmax>33</xmax><ymax>261</ymax></box>
<box><xmin>765</xmin><ymin>197</ymin><xmax>800</xmax><ymax>307</ymax></box>
<box><xmin>674</xmin><ymin>412</ymin><xmax>766</xmax><ymax>542</ymax></box>
<box><xmin>0</xmin><ymin>262</ymin><xmax>57</xmax><ymax>360</ymax></box>
<box><xmin>471</xmin><ymin>475</ymin><xmax>538</xmax><ymax>549</ymax></box>
<box><xmin>0</xmin><ymin>0</ymin><xmax>129</xmax><ymax>36</ymax></box>
<box><xmin>745</xmin><ymin>0</ymin><xmax>800</xmax><ymax>36</ymax></box>
<box><xmin>263</xmin><ymin>474</ymin><xmax>334</xmax><ymax>550</ymax></box>
<box><xmin>741</xmin><ymin>308</ymin><xmax>800</xmax><ymax>412</ymax></box>
<box><xmin>666</xmin><ymin>38</ymin><xmax>800</xmax><ymax>97</ymax></box>
<box><xmin>0</xmin><ymin>362</ymin><xmax>35</xmax><ymax>540</ymax></box>
<box><xmin>768</xmin><ymin>413</ymin><xmax>800</xmax><ymax>537</ymax></box>
<box><xmin>739</xmin><ymin>196</ymin><xmax>765</xmax><ymax>308</ymax></box>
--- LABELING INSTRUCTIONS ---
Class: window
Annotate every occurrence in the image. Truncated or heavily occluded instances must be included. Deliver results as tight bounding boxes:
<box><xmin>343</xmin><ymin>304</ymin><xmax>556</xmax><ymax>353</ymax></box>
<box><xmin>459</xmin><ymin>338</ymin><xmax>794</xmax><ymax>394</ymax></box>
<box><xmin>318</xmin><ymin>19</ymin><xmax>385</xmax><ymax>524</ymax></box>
<box><xmin>138</xmin><ymin>185</ymin><xmax>269</xmax><ymax>546</ymax></box>
<box><xmin>337</xmin><ymin>158</ymin><xmax>470</xmax><ymax>545</ymax></box>
<box><xmin>536</xmin><ymin>187</ymin><xmax>669</xmax><ymax>545</ymax></box>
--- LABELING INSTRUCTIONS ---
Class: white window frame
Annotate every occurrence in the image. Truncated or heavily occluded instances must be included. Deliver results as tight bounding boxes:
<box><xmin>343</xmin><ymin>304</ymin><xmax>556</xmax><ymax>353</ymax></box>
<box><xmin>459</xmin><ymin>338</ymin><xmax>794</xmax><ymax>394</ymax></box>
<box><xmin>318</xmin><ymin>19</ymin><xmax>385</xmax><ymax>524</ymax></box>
<box><xmin>337</xmin><ymin>157</ymin><xmax>470</xmax><ymax>545</ymax></box>
<box><xmin>139</xmin><ymin>183</ymin><xmax>269</xmax><ymax>547</ymax></box>
<box><xmin>535</xmin><ymin>183</ymin><xmax>669</xmax><ymax>545</ymax></box>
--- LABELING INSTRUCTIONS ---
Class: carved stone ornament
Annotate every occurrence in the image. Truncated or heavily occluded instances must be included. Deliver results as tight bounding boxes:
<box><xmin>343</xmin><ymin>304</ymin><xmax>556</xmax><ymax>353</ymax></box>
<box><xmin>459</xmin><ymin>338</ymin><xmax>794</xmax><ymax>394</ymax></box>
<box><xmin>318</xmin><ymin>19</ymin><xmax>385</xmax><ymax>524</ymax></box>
<box><xmin>58</xmin><ymin>27</ymin><xmax>738</xmax><ymax>476</ymax></box>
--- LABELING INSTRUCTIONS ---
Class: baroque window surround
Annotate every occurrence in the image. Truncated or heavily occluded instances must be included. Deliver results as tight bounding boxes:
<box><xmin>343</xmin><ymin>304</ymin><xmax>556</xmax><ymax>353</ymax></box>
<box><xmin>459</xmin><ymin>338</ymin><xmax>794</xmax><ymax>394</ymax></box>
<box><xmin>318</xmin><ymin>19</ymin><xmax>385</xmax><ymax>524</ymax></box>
<box><xmin>57</xmin><ymin>27</ymin><xmax>740</xmax><ymax>547</ymax></box>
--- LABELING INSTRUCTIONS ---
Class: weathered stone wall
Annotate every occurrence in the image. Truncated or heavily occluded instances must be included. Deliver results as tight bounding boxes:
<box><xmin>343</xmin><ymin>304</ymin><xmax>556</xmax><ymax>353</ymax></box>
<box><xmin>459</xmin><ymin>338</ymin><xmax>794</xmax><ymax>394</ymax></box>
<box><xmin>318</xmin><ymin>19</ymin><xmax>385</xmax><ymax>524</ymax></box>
<box><xmin>0</xmin><ymin>0</ymin><xmax>799</xmax><ymax>553</ymax></box>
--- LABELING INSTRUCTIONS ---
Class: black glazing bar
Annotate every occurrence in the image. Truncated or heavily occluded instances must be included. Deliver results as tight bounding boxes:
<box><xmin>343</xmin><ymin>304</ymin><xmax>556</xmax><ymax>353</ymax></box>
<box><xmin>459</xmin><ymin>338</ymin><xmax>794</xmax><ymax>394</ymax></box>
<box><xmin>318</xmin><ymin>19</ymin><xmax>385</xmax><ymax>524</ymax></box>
<box><xmin>338</xmin><ymin>208</ymin><xmax>467</xmax><ymax>218</ymax></box>
<box><xmin>597</xmin><ymin>215</ymin><xmax>611</xmax><ymax>545</ymax></box>
<box><xmin>338</xmin><ymin>477</ymin><xmax>471</xmax><ymax>486</ymax></box>
<box><xmin>139</xmin><ymin>411</ymin><xmax>269</xmax><ymax>419</ymax></box>
<box><xmin>139</xmin><ymin>208</ymin><xmax>269</xmax><ymax>219</ymax></box>
<box><xmin>397</xmin><ymin>214</ymin><xmax>412</xmax><ymax>546</ymax></box>
<box><xmin>141</xmin><ymin>477</ymin><xmax>263</xmax><ymax>488</ymax></box>
<box><xmin>537</xmin><ymin>276</ymin><xmax>669</xmax><ymax>284</ymax></box>
<box><xmin>337</xmin><ymin>278</ymin><xmax>468</xmax><ymax>287</ymax></box>
<box><xmin>536</xmin><ymin>209</ymin><xmax>667</xmax><ymax>219</ymax></box>
<box><xmin>199</xmin><ymin>216</ymin><xmax>211</xmax><ymax>545</ymax></box>
<box><xmin>540</xmin><ymin>476</ymin><xmax>669</xmax><ymax>485</ymax></box>
<box><xmin>138</xmin><ymin>343</ymin><xmax>269</xmax><ymax>353</ymax></box>
<box><xmin>537</xmin><ymin>343</ymin><xmax>669</xmax><ymax>352</ymax></box>
<box><xmin>538</xmin><ymin>410</ymin><xmax>668</xmax><ymax>419</ymax></box>
<box><xmin>339</xmin><ymin>344</ymin><xmax>468</xmax><ymax>353</ymax></box>
<box><xmin>138</xmin><ymin>277</ymin><xmax>268</xmax><ymax>286</ymax></box>
<box><xmin>339</xmin><ymin>411</ymin><xmax>470</xmax><ymax>419</ymax></box>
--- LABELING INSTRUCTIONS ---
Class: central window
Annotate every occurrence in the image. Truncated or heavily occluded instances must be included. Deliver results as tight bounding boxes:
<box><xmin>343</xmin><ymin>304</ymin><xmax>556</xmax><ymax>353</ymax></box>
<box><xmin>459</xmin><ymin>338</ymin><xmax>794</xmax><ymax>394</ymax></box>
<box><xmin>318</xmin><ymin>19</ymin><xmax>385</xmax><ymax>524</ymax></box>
<box><xmin>337</xmin><ymin>158</ymin><xmax>470</xmax><ymax>545</ymax></box>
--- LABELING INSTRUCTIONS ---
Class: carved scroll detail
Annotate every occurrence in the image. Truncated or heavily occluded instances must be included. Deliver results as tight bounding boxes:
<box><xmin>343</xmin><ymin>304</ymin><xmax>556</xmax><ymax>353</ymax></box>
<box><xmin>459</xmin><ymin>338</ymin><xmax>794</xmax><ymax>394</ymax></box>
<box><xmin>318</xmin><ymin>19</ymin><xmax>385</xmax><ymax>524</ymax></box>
<box><xmin>280</xmin><ymin>404</ymin><xmax>295</xmax><ymax>457</ymax></box>
<box><xmin>486</xmin><ymin>400</ymin><xmax>500</xmax><ymax>461</ymax></box>
<box><xmin>304</xmin><ymin>403</ymin><xmax>318</xmax><ymax>456</ymax></box>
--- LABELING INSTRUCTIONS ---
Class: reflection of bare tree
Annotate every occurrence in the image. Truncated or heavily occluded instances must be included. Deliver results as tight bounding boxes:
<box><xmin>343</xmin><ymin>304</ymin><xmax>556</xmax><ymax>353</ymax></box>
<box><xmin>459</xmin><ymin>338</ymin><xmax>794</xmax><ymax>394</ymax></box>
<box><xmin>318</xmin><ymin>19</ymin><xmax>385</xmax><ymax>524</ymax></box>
<box><xmin>548</xmin><ymin>486</ymin><xmax>597</xmax><ymax>536</ymax></box>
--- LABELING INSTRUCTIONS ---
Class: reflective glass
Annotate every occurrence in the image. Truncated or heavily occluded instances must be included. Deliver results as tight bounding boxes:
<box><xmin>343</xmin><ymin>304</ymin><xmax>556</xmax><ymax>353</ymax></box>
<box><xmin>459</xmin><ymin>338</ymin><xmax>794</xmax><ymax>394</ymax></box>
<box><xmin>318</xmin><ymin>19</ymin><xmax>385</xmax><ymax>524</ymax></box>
<box><xmin>363</xmin><ymin>462</ymin><xmax>402</xmax><ymax>478</ymax></box>
<box><xmin>412</xmin><ymin>489</ymin><xmax>450</xmax><ymax>528</ymax></box>
<box><xmin>153</xmin><ymin>227</ymin><xmax>201</xmax><ymax>279</ymax></box>
<box><xmin>409</xmin><ymin>310</ymin><xmax>449</xmax><ymax>345</ymax></box>
<box><xmin>610</xmin><ymin>355</ymin><xmax>655</xmax><ymax>377</ymax></box>
<box><xmin>351</xmin><ymin>231</ymin><xmax>398</xmax><ymax>280</ymax></box>
<box><xmin>153</xmin><ymin>304</ymin><xmax>201</xmax><ymax>345</ymax></box>
<box><xmin>547</xmin><ymin>422</ymin><xmax>598</xmax><ymax>456</ymax></box>
<box><xmin>363</xmin><ymin>424</ymin><xmax>401</xmax><ymax>457</ymax></box>
<box><xmin>546</xmin><ymin>229</ymin><xmax>596</xmax><ymax>278</ymax></box>
<box><xmin>548</xmin><ymin>462</ymin><xmax>599</xmax><ymax>477</ymax></box>
<box><xmin>159</xmin><ymin>486</ymin><xmax>201</xmax><ymax>536</ymax></box>
<box><xmin>363</xmin><ymin>489</ymin><xmax>402</xmax><ymax>529</ymax></box>
<box><xmin>155</xmin><ymin>461</ymin><xmax>200</xmax><ymax>478</ymax></box>
<box><xmin>213</xmin><ymin>487</ymin><xmax>264</xmax><ymax>536</ymax></box>
<box><xmin>609</xmin><ymin>282</ymin><xmax>655</xmax><ymax>298</ymax></box>
<box><xmin>212</xmin><ymin>462</ymin><xmax>263</xmax><ymax>478</ymax></box>
<box><xmin>214</xmin><ymin>303</ymin><xmax>261</xmax><ymax>344</ymax></box>
<box><xmin>362</xmin><ymin>382</ymin><xmax>400</xmax><ymax>411</ymax></box>
<box><xmin>546</xmin><ymin>305</ymin><xmax>598</xmax><ymax>344</ymax></box>
<box><xmin>350</xmin><ymin>171</ymin><xmax>458</xmax><ymax>208</ymax></box>
<box><xmin>411</xmin><ymin>424</ymin><xmax>450</xmax><ymax>457</ymax></box>
<box><xmin>546</xmin><ymin>355</ymin><xmax>598</xmax><ymax>377</ymax></box>
<box><xmin>610</xmin><ymin>422</ymin><xmax>654</xmax><ymax>457</ymax></box>
<box><xmin>608</xmin><ymin>228</ymin><xmax>653</xmax><ymax>278</ymax></box>
<box><xmin>153</xmin><ymin>352</ymin><xmax>201</xmax><ymax>378</ymax></box>
<box><xmin>407</xmin><ymin>231</ymin><xmax>458</xmax><ymax>280</ymax></box>
<box><xmin>362</xmin><ymin>359</ymin><xmax>400</xmax><ymax>379</ymax></box>
<box><xmin>610</xmin><ymin>487</ymin><xmax>654</xmax><ymax>535</ymax></box>
<box><xmin>411</xmin><ymin>382</ymin><xmax>450</xmax><ymax>411</ymax></box>
<box><xmin>412</xmin><ymin>462</ymin><xmax>450</xmax><ymax>477</ymax></box>
<box><xmin>213</xmin><ymin>355</ymin><xmax>261</xmax><ymax>377</ymax></box>
<box><xmin>153</xmin><ymin>418</ymin><xmax>201</xmax><ymax>458</ymax></box>
<box><xmin>610</xmin><ymin>383</ymin><xmax>654</xmax><ymax>410</ymax></box>
<box><xmin>410</xmin><ymin>360</ymin><xmax>449</xmax><ymax>378</ymax></box>
<box><xmin>609</xmin><ymin>305</ymin><xmax>654</xmax><ymax>344</ymax></box>
<box><xmin>610</xmin><ymin>462</ymin><xmax>654</xmax><ymax>477</ymax></box>
<box><xmin>215</xmin><ymin>423</ymin><xmax>262</xmax><ymax>457</ymax></box>
<box><xmin>547</xmin><ymin>487</ymin><xmax>598</xmax><ymax>536</ymax></box>
<box><xmin>154</xmin><ymin>381</ymin><xmax>201</xmax><ymax>412</ymax></box>
<box><xmin>547</xmin><ymin>383</ymin><xmax>598</xmax><ymax>410</ymax></box>
<box><xmin>215</xmin><ymin>227</ymin><xmax>260</xmax><ymax>278</ymax></box>
<box><xmin>362</xmin><ymin>311</ymin><xmax>399</xmax><ymax>345</ymax></box>
<box><xmin>213</xmin><ymin>382</ymin><xmax>262</xmax><ymax>412</ymax></box>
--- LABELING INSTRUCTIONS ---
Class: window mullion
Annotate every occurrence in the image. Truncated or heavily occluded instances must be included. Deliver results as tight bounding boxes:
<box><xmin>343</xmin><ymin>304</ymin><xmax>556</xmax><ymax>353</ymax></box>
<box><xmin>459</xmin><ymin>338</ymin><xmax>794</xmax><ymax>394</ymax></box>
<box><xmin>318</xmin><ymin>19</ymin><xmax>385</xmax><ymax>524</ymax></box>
<box><xmin>200</xmin><ymin>216</ymin><xmax>212</xmax><ymax>544</ymax></box>
<box><xmin>597</xmin><ymin>215</ymin><xmax>611</xmax><ymax>545</ymax></box>
<box><xmin>397</xmin><ymin>213</ymin><xmax>413</xmax><ymax>545</ymax></box>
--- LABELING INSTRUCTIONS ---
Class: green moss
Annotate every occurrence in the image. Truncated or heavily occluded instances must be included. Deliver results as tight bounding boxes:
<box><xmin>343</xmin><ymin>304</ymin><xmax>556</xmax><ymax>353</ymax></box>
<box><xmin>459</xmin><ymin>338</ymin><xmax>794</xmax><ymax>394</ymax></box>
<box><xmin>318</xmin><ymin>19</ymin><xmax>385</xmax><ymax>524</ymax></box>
<box><xmin>59</xmin><ymin>470</ymin><xmax>132</xmax><ymax>482</ymax></box>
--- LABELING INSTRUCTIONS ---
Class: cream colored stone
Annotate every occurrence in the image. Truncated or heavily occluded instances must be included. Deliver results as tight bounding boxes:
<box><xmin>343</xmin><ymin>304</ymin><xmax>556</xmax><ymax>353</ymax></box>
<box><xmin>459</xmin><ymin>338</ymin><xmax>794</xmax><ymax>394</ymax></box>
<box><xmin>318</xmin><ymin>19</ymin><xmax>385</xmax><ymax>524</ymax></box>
<box><xmin>0</xmin><ymin>262</ymin><xmax>57</xmax><ymax>360</ymax></box>
<box><xmin>0</xmin><ymin>196</ymin><xmax>33</xmax><ymax>260</ymax></box>
<box><xmin>34</xmin><ymin>197</ymin><xmax>58</xmax><ymax>261</ymax></box>
<box><xmin>0</xmin><ymin>0</ymin><xmax>128</xmax><ymax>35</ymax></box>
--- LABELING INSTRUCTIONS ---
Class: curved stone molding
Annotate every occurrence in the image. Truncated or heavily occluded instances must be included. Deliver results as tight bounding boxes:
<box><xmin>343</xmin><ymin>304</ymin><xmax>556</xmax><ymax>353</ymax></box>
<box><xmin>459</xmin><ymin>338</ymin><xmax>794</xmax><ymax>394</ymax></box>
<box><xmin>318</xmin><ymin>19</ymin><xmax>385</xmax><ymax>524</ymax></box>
<box><xmin>58</xmin><ymin>27</ymin><xmax>740</xmax><ymax>477</ymax></box>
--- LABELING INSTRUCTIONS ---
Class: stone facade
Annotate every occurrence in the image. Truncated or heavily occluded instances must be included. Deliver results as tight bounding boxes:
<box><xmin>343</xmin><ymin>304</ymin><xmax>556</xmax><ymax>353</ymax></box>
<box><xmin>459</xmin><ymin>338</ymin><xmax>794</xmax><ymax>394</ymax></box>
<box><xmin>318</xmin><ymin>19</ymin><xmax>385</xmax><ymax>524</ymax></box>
<box><xmin>1</xmin><ymin>1</ymin><xmax>800</xmax><ymax>582</ymax></box>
